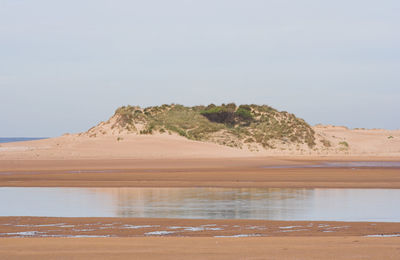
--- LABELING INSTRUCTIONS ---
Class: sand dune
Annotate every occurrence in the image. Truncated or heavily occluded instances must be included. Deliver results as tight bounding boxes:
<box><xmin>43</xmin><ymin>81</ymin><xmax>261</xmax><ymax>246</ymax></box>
<box><xmin>0</xmin><ymin>125</ymin><xmax>399</xmax><ymax>160</ymax></box>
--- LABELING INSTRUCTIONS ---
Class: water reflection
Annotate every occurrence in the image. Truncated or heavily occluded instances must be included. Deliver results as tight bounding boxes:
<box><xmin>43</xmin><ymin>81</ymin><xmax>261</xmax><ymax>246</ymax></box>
<box><xmin>102</xmin><ymin>188</ymin><xmax>311</xmax><ymax>219</ymax></box>
<box><xmin>0</xmin><ymin>187</ymin><xmax>399</xmax><ymax>222</ymax></box>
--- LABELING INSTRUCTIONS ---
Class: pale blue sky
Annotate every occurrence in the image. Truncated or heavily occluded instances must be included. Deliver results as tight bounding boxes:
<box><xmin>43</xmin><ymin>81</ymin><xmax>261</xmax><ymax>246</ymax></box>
<box><xmin>1</xmin><ymin>0</ymin><xmax>399</xmax><ymax>137</ymax></box>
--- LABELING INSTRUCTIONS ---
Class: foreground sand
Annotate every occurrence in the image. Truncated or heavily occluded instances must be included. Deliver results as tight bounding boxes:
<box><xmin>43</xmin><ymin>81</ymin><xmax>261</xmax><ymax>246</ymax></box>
<box><xmin>1</xmin><ymin>237</ymin><xmax>399</xmax><ymax>259</ymax></box>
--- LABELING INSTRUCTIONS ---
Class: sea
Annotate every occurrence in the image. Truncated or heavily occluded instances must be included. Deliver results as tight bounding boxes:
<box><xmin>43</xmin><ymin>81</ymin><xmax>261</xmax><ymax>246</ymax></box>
<box><xmin>0</xmin><ymin>137</ymin><xmax>48</xmax><ymax>144</ymax></box>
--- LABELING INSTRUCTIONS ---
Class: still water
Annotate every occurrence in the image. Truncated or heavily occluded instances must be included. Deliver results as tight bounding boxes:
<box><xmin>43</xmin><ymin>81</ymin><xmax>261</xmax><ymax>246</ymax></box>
<box><xmin>1</xmin><ymin>187</ymin><xmax>399</xmax><ymax>222</ymax></box>
<box><xmin>0</xmin><ymin>137</ymin><xmax>48</xmax><ymax>143</ymax></box>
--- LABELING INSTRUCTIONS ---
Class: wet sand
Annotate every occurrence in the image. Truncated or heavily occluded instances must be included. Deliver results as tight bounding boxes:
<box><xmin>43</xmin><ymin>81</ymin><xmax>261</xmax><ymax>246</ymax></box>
<box><xmin>1</xmin><ymin>237</ymin><xmax>399</xmax><ymax>259</ymax></box>
<box><xmin>1</xmin><ymin>217</ymin><xmax>399</xmax><ymax>259</ymax></box>
<box><xmin>1</xmin><ymin>158</ymin><xmax>400</xmax><ymax>188</ymax></box>
<box><xmin>1</xmin><ymin>217</ymin><xmax>400</xmax><ymax>238</ymax></box>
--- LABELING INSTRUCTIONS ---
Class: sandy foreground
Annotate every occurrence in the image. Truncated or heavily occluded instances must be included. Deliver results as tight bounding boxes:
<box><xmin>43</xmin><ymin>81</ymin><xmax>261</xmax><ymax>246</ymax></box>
<box><xmin>0</xmin><ymin>237</ymin><xmax>399</xmax><ymax>260</ymax></box>
<box><xmin>1</xmin><ymin>218</ymin><xmax>399</xmax><ymax>259</ymax></box>
<box><xmin>0</xmin><ymin>135</ymin><xmax>399</xmax><ymax>259</ymax></box>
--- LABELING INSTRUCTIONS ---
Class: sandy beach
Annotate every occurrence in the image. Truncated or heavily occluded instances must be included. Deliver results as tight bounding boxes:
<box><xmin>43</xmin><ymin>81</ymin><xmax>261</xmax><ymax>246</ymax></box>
<box><xmin>0</xmin><ymin>135</ymin><xmax>399</xmax><ymax>259</ymax></box>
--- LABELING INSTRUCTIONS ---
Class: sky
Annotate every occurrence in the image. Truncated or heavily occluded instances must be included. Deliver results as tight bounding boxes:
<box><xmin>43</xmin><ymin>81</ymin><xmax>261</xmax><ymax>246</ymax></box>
<box><xmin>1</xmin><ymin>0</ymin><xmax>399</xmax><ymax>137</ymax></box>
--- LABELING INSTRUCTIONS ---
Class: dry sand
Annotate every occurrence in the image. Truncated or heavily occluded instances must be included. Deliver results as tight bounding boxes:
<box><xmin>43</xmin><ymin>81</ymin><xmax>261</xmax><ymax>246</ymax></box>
<box><xmin>313</xmin><ymin>125</ymin><xmax>400</xmax><ymax>155</ymax></box>
<box><xmin>0</xmin><ymin>134</ymin><xmax>253</xmax><ymax>160</ymax></box>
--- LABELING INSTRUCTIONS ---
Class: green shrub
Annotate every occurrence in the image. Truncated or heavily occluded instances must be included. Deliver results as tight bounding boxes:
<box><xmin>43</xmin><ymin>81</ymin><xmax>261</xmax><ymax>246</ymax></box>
<box><xmin>235</xmin><ymin>108</ymin><xmax>253</xmax><ymax>121</ymax></box>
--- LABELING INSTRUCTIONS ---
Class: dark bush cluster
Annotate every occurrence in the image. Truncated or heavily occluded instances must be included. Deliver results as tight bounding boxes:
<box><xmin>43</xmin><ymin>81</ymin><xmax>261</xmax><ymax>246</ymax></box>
<box><xmin>235</xmin><ymin>105</ymin><xmax>253</xmax><ymax>122</ymax></box>
<box><xmin>200</xmin><ymin>103</ymin><xmax>253</xmax><ymax>126</ymax></box>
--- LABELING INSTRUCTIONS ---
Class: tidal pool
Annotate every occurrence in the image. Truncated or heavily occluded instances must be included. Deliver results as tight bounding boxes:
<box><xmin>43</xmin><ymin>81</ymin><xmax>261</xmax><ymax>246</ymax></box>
<box><xmin>0</xmin><ymin>187</ymin><xmax>399</xmax><ymax>222</ymax></box>
<box><xmin>264</xmin><ymin>161</ymin><xmax>400</xmax><ymax>168</ymax></box>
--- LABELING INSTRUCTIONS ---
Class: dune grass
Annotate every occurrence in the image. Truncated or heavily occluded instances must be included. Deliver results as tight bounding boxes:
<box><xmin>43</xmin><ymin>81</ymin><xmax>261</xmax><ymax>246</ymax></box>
<box><xmin>114</xmin><ymin>103</ymin><xmax>316</xmax><ymax>149</ymax></box>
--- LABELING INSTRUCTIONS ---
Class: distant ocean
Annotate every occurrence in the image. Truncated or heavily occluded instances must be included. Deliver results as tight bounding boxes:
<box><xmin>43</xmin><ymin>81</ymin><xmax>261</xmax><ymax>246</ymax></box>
<box><xmin>0</xmin><ymin>137</ymin><xmax>48</xmax><ymax>144</ymax></box>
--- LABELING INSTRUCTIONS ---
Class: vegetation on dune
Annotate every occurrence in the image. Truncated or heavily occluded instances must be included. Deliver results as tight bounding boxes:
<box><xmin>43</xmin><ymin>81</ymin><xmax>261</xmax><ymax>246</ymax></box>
<box><xmin>113</xmin><ymin>103</ymin><xmax>316</xmax><ymax>149</ymax></box>
<box><xmin>339</xmin><ymin>141</ymin><xmax>349</xmax><ymax>151</ymax></box>
<box><xmin>320</xmin><ymin>139</ymin><xmax>331</xmax><ymax>147</ymax></box>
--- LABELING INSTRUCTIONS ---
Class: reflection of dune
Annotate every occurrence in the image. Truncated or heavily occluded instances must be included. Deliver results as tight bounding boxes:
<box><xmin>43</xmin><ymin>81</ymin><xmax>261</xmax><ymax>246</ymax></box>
<box><xmin>2</xmin><ymin>187</ymin><xmax>399</xmax><ymax>221</ymax></box>
<box><xmin>88</xmin><ymin>188</ymin><xmax>314</xmax><ymax>219</ymax></box>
